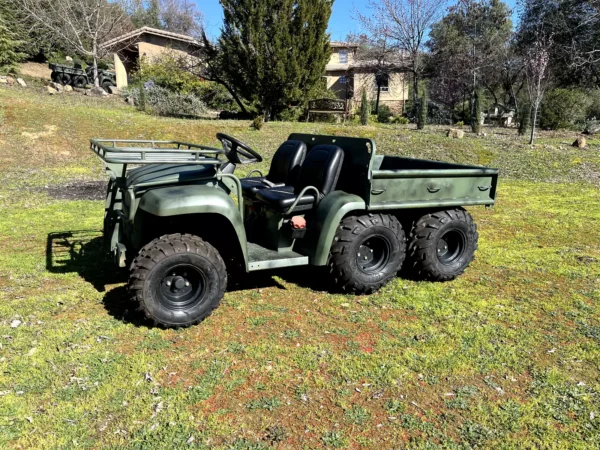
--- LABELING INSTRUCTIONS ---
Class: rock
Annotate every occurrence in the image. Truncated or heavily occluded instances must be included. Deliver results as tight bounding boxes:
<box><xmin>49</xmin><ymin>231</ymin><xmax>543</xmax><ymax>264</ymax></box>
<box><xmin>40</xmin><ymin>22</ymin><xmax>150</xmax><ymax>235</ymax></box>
<box><xmin>447</xmin><ymin>128</ymin><xmax>465</xmax><ymax>139</ymax></box>
<box><xmin>46</xmin><ymin>85</ymin><xmax>58</xmax><ymax>95</ymax></box>
<box><xmin>572</xmin><ymin>136</ymin><xmax>587</xmax><ymax>148</ymax></box>
<box><xmin>65</xmin><ymin>56</ymin><xmax>73</xmax><ymax>62</ymax></box>
<box><xmin>6</xmin><ymin>76</ymin><xmax>14</xmax><ymax>85</ymax></box>
<box><xmin>10</xmin><ymin>319</ymin><xmax>22</xmax><ymax>328</ymax></box>
<box><xmin>126</xmin><ymin>96</ymin><xmax>135</xmax><ymax>106</ymax></box>
<box><xmin>0</xmin><ymin>77</ymin><xmax>6</xmax><ymax>84</ymax></box>
<box><xmin>16</xmin><ymin>78</ymin><xmax>26</xmax><ymax>87</ymax></box>
<box><xmin>47</xmin><ymin>81</ymin><xmax>64</xmax><ymax>92</ymax></box>
<box><xmin>86</xmin><ymin>86</ymin><xmax>108</xmax><ymax>97</ymax></box>
<box><xmin>64</xmin><ymin>85</ymin><xmax>73</xmax><ymax>92</ymax></box>
<box><xmin>583</xmin><ymin>120</ymin><xmax>600</xmax><ymax>135</ymax></box>
<box><xmin>107</xmin><ymin>85</ymin><xmax>119</xmax><ymax>95</ymax></box>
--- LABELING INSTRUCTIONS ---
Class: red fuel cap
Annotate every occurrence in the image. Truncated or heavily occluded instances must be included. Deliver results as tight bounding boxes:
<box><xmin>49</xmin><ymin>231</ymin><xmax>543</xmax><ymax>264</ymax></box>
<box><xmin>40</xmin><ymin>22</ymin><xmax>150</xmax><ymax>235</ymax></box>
<box><xmin>290</xmin><ymin>216</ymin><xmax>307</xmax><ymax>229</ymax></box>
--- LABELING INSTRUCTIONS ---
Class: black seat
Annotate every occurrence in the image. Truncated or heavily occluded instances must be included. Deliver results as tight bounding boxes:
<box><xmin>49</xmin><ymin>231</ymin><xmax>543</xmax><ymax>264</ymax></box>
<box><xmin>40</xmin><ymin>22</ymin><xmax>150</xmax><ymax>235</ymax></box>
<box><xmin>240</xmin><ymin>140</ymin><xmax>307</xmax><ymax>198</ymax></box>
<box><xmin>256</xmin><ymin>144</ymin><xmax>344</xmax><ymax>213</ymax></box>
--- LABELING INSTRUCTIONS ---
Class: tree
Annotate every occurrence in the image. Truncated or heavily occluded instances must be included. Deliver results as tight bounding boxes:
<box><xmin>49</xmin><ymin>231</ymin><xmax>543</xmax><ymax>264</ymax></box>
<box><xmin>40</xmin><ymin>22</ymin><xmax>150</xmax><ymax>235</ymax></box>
<box><xmin>360</xmin><ymin>88</ymin><xmax>369</xmax><ymax>125</ymax></box>
<box><xmin>426</xmin><ymin>0</ymin><xmax>513</xmax><ymax>116</ymax></box>
<box><xmin>212</xmin><ymin>0</ymin><xmax>333</xmax><ymax>120</ymax></box>
<box><xmin>524</xmin><ymin>35</ymin><xmax>551</xmax><ymax>144</ymax></box>
<box><xmin>0</xmin><ymin>3</ymin><xmax>26</xmax><ymax>73</ymax></box>
<box><xmin>16</xmin><ymin>0</ymin><xmax>133</xmax><ymax>87</ymax></box>
<box><xmin>417</xmin><ymin>83</ymin><xmax>427</xmax><ymax>129</ymax></box>
<box><xmin>130</xmin><ymin>0</ymin><xmax>203</xmax><ymax>36</ymax></box>
<box><xmin>358</xmin><ymin>0</ymin><xmax>441</xmax><ymax>104</ymax></box>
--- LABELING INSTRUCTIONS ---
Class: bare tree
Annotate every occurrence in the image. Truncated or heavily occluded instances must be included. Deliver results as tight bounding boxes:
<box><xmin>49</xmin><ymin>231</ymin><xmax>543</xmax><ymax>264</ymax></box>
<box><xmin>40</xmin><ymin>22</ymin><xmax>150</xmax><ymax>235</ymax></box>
<box><xmin>357</xmin><ymin>0</ymin><xmax>442</xmax><ymax>102</ymax></box>
<box><xmin>16</xmin><ymin>0</ymin><xmax>133</xmax><ymax>87</ymax></box>
<box><xmin>160</xmin><ymin>0</ymin><xmax>203</xmax><ymax>37</ymax></box>
<box><xmin>524</xmin><ymin>34</ymin><xmax>551</xmax><ymax>145</ymax></box>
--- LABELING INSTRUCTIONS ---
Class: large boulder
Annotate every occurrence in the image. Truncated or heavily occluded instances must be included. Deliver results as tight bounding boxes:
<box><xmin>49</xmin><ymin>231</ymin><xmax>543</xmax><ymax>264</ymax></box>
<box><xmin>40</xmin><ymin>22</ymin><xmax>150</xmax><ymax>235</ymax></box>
<box><xmin>572</xmin><ymin>136</ymin><xmax>587</xmax><ymax>149</ymax></box>
<box><xmin>0</xmin><ymin>77</ymin><xmax>7</xmax><ymax>84</ymax></box>
<box><xmin>86</xmin><ymin>86</ymin><xmax>108</xmax><ymax>97</ymax></box>
<box><xmin>107</xmin><ymin>85</ymin><xmax>119</xmax><ymax>95</ymax></box>
<box><xmin>64</xmin><ymin>85</ymin><xmax>73</xmax><ymax>92</ymax></box>
<box><xmin>447</xmin><ymin>128</ymin><xmax>465</xmax><ymax>139</ymax></box>
<box><xmin>46</xmin><ymin>85</ymin><xmax>59</xmax><ymax>95</ymax></box>
<box><xmin>583</xmin><ymin>120</ymin><xmax>600</xmax><ymax>135</ymax></box>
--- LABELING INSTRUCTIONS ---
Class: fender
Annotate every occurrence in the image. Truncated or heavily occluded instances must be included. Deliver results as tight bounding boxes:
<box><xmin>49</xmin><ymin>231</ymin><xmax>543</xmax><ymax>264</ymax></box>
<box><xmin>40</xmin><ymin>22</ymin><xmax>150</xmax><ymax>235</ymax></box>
<box><xmin>138</xmin><ymin>184</ymin><xmax>247</xmax><ymax>264</ymax></box>
<box><xmin>307</xmin><ymin>191</ymin><xmax>366</xmax><ymax>266</ymax></box>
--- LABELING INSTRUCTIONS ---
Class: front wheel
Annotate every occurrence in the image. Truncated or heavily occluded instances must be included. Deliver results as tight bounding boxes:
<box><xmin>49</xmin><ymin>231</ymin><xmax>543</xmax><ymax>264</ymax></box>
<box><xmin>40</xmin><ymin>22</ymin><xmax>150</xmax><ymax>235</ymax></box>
<box><xmin>329</xmin><ymin>213</ymin><xmax>406</xmax><ymax>294</ymax></box>
<box><xmin>405</xmin><ymin>208</ymin><xmax>478</xmax><ymax>281</ymax></box>
<box><xmin>129</xmin><ymin>234</ymin><xmax>227</xmax><ymax>328</ymax></box>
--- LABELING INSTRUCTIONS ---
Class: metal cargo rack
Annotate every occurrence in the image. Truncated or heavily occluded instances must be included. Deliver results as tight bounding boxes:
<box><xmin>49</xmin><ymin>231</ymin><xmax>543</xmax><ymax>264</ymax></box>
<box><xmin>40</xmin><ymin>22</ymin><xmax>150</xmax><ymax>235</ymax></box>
<box><xmin>90</xmin><ymin>139</ymin><xmax>226</xmax><ymax>167</ymax></box>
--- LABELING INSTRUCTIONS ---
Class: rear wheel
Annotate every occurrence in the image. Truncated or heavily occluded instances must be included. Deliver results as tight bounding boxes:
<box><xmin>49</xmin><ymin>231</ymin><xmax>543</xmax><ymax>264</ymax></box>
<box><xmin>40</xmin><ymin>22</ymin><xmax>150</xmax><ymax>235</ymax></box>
<box><xmin>405</xmin><ymin>208</ymin><xmax>478</xmax><ymax>281</ymax></box>
<box><xmin>72</xmin><ymin>76</ymin><xmax>87</xmax><ymax>88</ymax></box>
<box><xmin>57</xmin><ymin>73</ymin><xmax>70</xmax><ymax>85</ymax></box>
<box><xmin>329</xmin><ymin>213</ymin><xmax>406</xmax><ymax>294</ymax></box>
<box><xmin>129</xmin><ymin>233</ymin><xmax>227</xmax><ymax>328</ymax></box>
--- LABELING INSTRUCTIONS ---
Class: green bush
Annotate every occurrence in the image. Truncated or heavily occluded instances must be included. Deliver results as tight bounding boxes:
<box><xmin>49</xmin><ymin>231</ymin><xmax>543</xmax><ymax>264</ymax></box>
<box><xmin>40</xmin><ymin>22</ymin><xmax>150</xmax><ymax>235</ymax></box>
<box><xmin>388</xmin><ymin>115</ymin><xmax>409</xmax><ymax>124</ymax></box>
<box><xmin>125</xmin><ymin>84</ymin><xmax>206</xmax><ymax>117</ymax></box>
<box><xmin>456</xmin><ymin>121</ymin><xmax>464</xmax><ymax>127</ymax></box>
<box><xmin>360</xmin><ymin>89</ymin><xmax>369</xmax><ymax>125</ymax></box>
<box><xmin>540</xmin><ymin>88</ymin><xmax>591</xmax><ymax>130</ymax></box>
<box><xmin>278</xmin><ymin>107</ymin><xmax>303</xmax><ymax>122</ymax></box>
<box><xmin>251</xmin><ymin>116</ymin><xmax>264</xmax><ymax>130</ymax></box>
<box><xmin>377</xmin><ymin>104</ymin><xmax>392</xmax><ymax>123</ymax></box>
<box><xmin>586</xmin><ymin>89</ymin><xmax>600</xmax><ymax>119</ymax></box>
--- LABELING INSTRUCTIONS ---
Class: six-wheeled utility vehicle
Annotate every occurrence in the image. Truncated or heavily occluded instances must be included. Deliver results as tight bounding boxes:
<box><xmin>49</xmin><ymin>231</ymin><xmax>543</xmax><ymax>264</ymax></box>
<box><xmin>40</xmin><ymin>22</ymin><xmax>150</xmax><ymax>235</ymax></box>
<box><xmin>91</xmin><ymin>134</ymin><xmax>498</xmax><ymax>327</ymax></box>
<box><xmin>50</xmin><ymin>63</ymin><xmax>116</xmax><ymax>90</ymax></box>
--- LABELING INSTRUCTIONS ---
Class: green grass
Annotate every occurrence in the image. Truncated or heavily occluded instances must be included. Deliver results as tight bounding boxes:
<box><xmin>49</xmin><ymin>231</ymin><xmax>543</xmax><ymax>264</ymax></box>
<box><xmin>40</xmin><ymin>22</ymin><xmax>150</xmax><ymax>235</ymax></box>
<box><xmin>0</xmin><ymin>86</ymin><xmax>599</xmax><ymax>448</ymax></box>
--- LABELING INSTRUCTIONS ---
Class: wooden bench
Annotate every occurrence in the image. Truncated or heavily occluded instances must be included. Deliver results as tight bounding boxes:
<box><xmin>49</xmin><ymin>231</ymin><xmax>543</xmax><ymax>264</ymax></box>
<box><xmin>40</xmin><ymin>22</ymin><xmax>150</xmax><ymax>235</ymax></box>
<box><xmin>306</xmin><ymin>98</ymin><xmax>348</xmax><ymax>123</ymax></box>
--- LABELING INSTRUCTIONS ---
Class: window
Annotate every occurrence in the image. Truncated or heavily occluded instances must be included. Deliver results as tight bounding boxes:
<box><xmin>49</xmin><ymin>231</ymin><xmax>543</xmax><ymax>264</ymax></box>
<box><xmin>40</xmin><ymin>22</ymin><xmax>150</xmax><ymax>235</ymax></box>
<box><xmin>339</xmin><ymin>50</ymin><xmax>348</xmax><ymax>64</ymax></box>
<box><xmin>339</xmin><ymin>75</ymin><xmax>347</xmax><ymax>84</ymax></box>
<box><xmin>375</xmin><ymin>73</ymin><xmax>390</xmax><ymax>92</ymax></box>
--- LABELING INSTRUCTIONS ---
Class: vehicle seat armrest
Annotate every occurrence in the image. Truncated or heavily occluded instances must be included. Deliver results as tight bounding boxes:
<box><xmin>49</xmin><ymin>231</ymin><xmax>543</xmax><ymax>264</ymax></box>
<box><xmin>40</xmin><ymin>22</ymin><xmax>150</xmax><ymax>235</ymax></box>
<box><xmin>245</xmin><ymin>169</ymin><xmax>264</xmax><ymax>178</ymax></box>
<box><xmin>285</xmin><ymin>186</ymin><xmax>320</xmax><ymax>215</ymax></box>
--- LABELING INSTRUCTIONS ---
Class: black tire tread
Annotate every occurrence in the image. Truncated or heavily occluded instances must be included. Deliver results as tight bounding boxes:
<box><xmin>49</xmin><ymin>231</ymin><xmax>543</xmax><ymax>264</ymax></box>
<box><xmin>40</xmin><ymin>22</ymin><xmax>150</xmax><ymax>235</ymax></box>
<box><xmin>406</xmin><ymin>208</ymin><xmax>478</xmax><ymax>281</ymax></box>
<box><xmin>128</xmin><ymin>233</ymin><xmax>227</xmax><ymax>327</ymax></box>
<box><xmin>329</xmin><ymin>213</ymin><xmax>406</xmax><ymax>294</ymax></box>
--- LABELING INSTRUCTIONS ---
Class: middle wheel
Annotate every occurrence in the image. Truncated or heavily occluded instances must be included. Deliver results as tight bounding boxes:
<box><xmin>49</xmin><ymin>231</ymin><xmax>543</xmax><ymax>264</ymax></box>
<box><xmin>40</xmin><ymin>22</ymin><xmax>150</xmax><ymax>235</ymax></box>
<box><xmin>329</xmin><ymin>213</ymin><xmax>406</xmax><ymax>294</ymax></box>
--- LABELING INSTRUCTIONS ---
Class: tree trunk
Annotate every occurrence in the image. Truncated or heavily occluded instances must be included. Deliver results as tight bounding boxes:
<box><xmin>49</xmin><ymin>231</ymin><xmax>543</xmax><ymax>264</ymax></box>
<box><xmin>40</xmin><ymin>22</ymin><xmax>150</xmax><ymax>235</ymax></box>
<box><xmin>375</xmin><ymin>84</ymin><xmax>381</xmax><ymax>115</ymax></box>
<box><xmin>529</xmin><ymin>103</ymin><xmax>538</xmax><ymax>145</ymax></box>
<box><xmin>92</xmin><ymin>40</ymin><xmax>99</xmax><ymax>88</ymax></box>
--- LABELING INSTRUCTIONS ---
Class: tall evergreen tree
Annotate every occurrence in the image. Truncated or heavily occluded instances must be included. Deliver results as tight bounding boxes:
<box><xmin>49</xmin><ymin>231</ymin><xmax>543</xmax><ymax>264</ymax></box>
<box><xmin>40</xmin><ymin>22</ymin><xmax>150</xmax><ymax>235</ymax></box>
<box><xmin>360</xmin><ymin>89</ymin><xmax>369</xmax><ymax>125</ymax></box>
<box><xmin>472</xmin><ymin>88</ymin><xmax>483</xmax><ymax>133</ymax></box>
<box><xmin>417</xmin><ymin>84</ymin><xmax>427</xmax><ymax>129</ymax></box>
<box><xmin>0</xmin><ymin>3</ymin><xmax>25</xmax><ymax>73</ymax></box>
<box><xmin>218</xmin><ymin>0</ymin><xmax>333</xmax><ymax>119</ymax></box>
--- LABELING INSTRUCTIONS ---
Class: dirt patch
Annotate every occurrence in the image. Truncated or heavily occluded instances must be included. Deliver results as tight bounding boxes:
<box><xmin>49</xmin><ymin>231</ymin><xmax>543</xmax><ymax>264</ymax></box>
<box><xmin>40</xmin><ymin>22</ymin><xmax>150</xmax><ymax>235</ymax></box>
<box><xmin>19</xmin><ymin>62</ymin><xmax>52</xmax><ymax>80</ymax></box>
<box><xmin>43</xmin><ymin>180</ymin><xmax>106</xmax><ymax>200</ymax></box>
<box><xmin>21</xmin><ymin>124</ymin><xmax>57</xmax><ymax>141</ymax></box>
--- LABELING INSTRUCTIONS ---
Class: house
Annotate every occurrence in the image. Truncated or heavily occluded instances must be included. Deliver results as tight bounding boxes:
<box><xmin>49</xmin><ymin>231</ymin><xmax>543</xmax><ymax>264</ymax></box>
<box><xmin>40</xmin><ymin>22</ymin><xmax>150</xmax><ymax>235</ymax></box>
<box><xmin>100</xmin><ymin>27</ymin><xmax>202</xmax><ymax>89</ymax></box>
<box><xmin>325</xmin><ymin>42</ymin><xmax>410</xmax><ymax>113</ymax></box>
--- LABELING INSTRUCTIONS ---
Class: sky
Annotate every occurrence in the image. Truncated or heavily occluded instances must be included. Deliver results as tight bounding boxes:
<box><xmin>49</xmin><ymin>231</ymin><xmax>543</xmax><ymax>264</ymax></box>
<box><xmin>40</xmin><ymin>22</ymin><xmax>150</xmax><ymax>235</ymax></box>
<box><xmin>198</xmin><ymin>0</ymin><xmax>520</xmax><ymax>41</ymax></box>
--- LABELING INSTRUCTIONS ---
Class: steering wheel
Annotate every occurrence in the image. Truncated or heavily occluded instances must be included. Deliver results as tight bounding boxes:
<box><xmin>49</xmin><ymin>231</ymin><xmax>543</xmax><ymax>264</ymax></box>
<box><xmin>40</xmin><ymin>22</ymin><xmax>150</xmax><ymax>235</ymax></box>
<box><xmin>216</xmin><ymin>133</ymin><xmax>263</xmax><ymax>164</ymax></box>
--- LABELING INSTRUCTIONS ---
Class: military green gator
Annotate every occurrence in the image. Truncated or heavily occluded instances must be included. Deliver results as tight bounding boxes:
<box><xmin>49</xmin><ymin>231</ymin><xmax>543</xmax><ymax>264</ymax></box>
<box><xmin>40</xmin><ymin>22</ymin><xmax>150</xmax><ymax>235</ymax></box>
<box><xmin>91</xmin><ymin>133</ymin><xmax>498</xmax><ymax>327</ymax></box>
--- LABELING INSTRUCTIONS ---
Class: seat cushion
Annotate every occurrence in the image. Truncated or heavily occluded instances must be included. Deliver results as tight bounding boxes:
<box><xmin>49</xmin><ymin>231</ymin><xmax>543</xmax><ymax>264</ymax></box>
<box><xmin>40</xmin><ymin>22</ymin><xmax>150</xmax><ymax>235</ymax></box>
<box><xmin>256</xmin><ymin>186</ymin><xmax>316</xmax><ymax>213</ymax></box>
<box><xmin>240</xmin><ymin>177</ymin><xmax>284</xmax><ymax>198</ymax></box>
<box><xmin>267</xmin><ymin>140</ymin><xmax>307</xmax><ymax>185</ymax></box>
<box><xmin>294</xmin><ymin>144</ymin><xmax>344</xmax><ymax>196</ymax></box>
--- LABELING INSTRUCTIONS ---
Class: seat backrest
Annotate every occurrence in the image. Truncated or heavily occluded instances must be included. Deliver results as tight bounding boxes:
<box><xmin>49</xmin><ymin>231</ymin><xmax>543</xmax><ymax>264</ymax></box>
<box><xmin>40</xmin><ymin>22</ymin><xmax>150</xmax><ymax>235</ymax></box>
<box><xmin>294</xmin><ymin>144</ymin><xmax>344</xmax><ymax>196</ymax></box>
<box><xmin>266</xmin><ymin>140</ymin><xmax>307</xmax><ymax>185</ymax></box>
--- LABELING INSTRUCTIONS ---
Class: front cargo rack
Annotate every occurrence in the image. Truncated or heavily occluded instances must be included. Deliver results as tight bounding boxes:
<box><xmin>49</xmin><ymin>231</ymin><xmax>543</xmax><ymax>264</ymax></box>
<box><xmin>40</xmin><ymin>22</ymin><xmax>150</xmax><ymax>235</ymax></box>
<box><xmin>90</xmin><ymin>139</ymin><xmax>226</xmax><ymax>165</ymax></box>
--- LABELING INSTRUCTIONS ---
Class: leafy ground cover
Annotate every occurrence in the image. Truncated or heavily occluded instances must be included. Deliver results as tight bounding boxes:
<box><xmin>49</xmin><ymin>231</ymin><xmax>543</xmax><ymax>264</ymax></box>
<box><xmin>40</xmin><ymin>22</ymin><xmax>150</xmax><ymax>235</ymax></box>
<box><xmin>0</xmin><ymin>87</ymin><xmax>599</xmax><ymax>449</ymax></box>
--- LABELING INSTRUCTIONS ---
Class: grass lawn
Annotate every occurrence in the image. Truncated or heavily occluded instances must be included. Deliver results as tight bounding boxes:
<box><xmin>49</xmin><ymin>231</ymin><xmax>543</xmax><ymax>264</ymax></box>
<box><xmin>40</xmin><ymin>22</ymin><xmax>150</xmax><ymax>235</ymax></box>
<box><xmin>0</xmin><ymin>86</ymin><xmax>599</xmax><ymax>449</ymax></box>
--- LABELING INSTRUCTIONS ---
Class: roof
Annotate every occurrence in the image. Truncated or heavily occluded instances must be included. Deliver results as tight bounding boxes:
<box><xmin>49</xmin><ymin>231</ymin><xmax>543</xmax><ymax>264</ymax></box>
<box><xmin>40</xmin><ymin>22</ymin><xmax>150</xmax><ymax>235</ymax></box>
<box><xmin>101</xmin><ymin>27</ymin><xmax>202</xmax><ymax>49</ymax></box>
<box><xmin>330</xmin><ymin>41</ymin><xmax>359</xmax><ymax>49</ymax></box>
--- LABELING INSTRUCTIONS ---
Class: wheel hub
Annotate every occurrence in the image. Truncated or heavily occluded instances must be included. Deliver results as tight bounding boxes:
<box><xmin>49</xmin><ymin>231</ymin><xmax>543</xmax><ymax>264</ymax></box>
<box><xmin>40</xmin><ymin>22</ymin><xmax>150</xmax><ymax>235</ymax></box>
<box><xmin>356</xmin><ymin>236</ymin><xmax>391</xmax><ymax>274</ymax></box>
<box><xmin>159</xmin><ymin>266</ymin><xmax>205</xmax><ymax>310</ymax></box>
<box><xmin>436</xmin><ymin>230</ymin><xmax>466</xmax><ymax>265</ymax></box>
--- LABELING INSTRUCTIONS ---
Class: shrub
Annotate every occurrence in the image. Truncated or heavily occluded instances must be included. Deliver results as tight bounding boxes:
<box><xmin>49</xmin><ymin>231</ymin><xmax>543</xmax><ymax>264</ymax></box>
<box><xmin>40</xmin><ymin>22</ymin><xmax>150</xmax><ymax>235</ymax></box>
<box><xmin>360</xmin><ymin>89</ymin><xmax>369</xmax><ymax>125</ymax></box>
<box><xmin>417</xmin><ymin>85</ymin><xmax>427</xmax><ymax>130</ymax></box>
<box><xmin>251</xmin><ymin>116</ymin><xmax>264</xmax><ymax>130</ymax></box>
<box><xmin>277</xmin><ymin>107</ymin><xmax>303</xmax><ymax>122</ymax></box>
<box><xmin>125</xmin><ymin>84</ymin><xmax>206</xmax><ymax>117</ymax></box>
<box><xmin>540</xmin><ymin>88</ymin><xmax>592</xmax><ymax>130</ymax></box>
<box><xmin>407</xmin><ymin>100</ymin><xmax>453</xmax><ymax>125</ymax></box>
<box><xmin>472</xmin><ymin>89</ymin><xmax>482</xmax><ymax>134</ymax></box>
<box><xmin>456</xmin><ymin>121</ymin><xmax>464</xmax><ymax>127</ymax></box>
<box><xmin>377</xmin><ymin>104</ymin><xmax>392</xmax><ymax>123</ymax></box>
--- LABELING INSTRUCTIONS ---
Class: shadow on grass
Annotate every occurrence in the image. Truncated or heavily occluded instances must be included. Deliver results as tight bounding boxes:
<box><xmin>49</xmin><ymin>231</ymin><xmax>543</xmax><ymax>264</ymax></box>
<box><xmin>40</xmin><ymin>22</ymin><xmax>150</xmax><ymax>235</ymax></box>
<box><xmin>46</xmin><ymin>230</ymin><xmax>326</xmax><ymax>327</ymax></box>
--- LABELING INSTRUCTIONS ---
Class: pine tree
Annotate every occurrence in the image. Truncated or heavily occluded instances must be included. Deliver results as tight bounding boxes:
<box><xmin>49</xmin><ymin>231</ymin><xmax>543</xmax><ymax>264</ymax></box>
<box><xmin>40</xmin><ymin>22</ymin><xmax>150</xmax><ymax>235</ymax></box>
<box><xmin>417</xmin><ymin>84</ymin><xmax>427</xmax><ymax>129</ymax></box>
<box><xmin>472</xmin><ymin>89</ymin><xmax>483</xmax><ymax>134</ymax></box>
<box><xmin>218</xmin><ymin>0</ymin><xmax>333</xmax><ymax>120</ymax></box>
<box><xmin>360</xmin><ymin>89</ymin><xmax>369</xmax><ymax>125</ymax></box>
<box><xmin>0</xmin><ymin>3</ymin><xmax>25</xmax><ymax>73</ymax></box>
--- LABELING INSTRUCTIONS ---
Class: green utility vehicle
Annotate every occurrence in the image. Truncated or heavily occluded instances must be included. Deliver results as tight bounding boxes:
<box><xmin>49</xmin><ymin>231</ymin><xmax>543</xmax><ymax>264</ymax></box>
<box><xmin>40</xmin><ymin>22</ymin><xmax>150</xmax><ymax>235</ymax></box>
<box><xmin>49</xmin><ymin>63</ymin><xmax>116</xmax><ymax>90</ymax></box>
<box><xmin>92</xmin><ymin>134</ymin><xmax>498</xmax><ymax>327</ymax></box>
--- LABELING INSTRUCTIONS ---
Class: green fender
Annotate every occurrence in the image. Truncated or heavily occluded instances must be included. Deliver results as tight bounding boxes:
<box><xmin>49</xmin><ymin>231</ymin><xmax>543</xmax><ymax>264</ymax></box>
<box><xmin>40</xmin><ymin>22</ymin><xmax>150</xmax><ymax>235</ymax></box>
<box><xmin>138</xmin><ymin>184</ymin><xmax>247</xmax><ymax>264</ymax></box>
<box><xmin>308</xmin><ymin>191</ymin><xmax>366</xmax><ymax>266</ymax></box>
